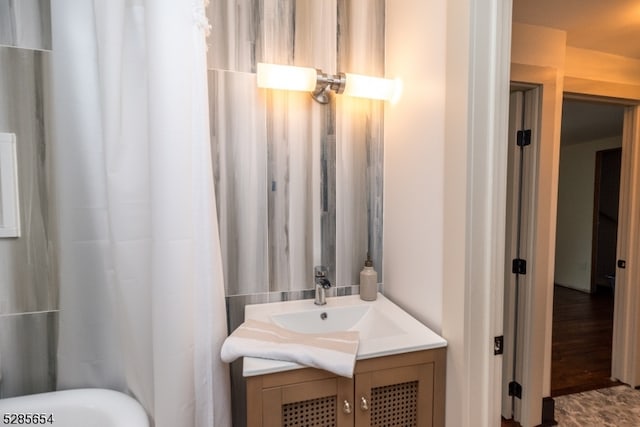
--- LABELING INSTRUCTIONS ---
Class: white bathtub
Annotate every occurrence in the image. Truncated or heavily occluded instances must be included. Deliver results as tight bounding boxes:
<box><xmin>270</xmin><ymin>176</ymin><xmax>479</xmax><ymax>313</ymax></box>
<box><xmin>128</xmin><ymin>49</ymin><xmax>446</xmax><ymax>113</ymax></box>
<box><xmin>0</xmin><ymin>388</ymin><xmax>149</xmax><ymax>427</ymax></box>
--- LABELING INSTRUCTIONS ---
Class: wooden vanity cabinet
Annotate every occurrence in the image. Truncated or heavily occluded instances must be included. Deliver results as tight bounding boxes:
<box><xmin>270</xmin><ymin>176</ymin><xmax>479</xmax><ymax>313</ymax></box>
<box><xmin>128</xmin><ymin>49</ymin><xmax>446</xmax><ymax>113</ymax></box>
<box><xmin>246</xmin><ymin>348</ymin><xmax>446</xmax><ymax>427</ymax></box>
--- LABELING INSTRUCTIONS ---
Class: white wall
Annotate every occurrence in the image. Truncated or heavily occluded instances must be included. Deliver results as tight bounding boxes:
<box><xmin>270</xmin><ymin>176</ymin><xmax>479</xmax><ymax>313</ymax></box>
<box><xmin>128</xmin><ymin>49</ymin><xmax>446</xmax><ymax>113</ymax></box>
<box><xmin>385</xmin><ymin>2</ymin><xmax>512</xmax><ymax>427</ymax></box>
<box><xmin>554</xmin><ymin>136</ymin><xmax>622</xmax><ymax>292</ymax></box>
<box><xmin>383</xmin><ymin>0</ymin><xmax>446</xmax><ymax>333</ymax></box>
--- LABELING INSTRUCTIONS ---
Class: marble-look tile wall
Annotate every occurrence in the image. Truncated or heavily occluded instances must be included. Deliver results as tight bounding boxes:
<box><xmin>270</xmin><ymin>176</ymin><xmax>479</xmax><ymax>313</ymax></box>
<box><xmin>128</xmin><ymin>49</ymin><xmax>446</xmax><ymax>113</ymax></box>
<box><xmin>0</xmin><ymin>312</ymin><xmax>57</xmax><ymax>398</ymax></box>
<box><xmin>208</xmin><ymin>2</ymin><xmax>385</xmax><ymax>425</ymax></box>
<box><xmin>0</xmin><ymin>0</ymin><xmax>51</xmax><ymax>50</ymax></box>
<box><xmin>0</xmin><ymin>45</ymin><xmax>56</xmax><ymax>396</ymax></box>
<box><xmin>0</xmin><ymin>47</ymin><xmax>55</xmax><ymax>316</ymax></box>
<box><xmin>209</xmin><ymin>0</ymin><xmax>384</xmax><ymax>298</ymax></box>
<box><xmin>336</xmin><ymin>0</ymin><xmax>385</xmax><ymax>285</ymax></box>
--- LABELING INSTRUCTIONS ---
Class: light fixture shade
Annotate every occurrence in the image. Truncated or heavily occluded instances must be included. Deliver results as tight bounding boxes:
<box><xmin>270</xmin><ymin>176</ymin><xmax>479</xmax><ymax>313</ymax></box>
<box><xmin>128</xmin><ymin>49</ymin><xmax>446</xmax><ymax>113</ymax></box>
<box><xmin>256</xmin><ymin>62</ymin><xmax>402</xmax><ymax>104</ymax></box>
<box><xmin>343</xmin><ymin>73</ymin><xmax>403</xmax><ymax>103</ymax></box>
<box><xmin>256</xmin><ymin>63</ymin><xmax>318</xmax><ymax>92</ymax></box>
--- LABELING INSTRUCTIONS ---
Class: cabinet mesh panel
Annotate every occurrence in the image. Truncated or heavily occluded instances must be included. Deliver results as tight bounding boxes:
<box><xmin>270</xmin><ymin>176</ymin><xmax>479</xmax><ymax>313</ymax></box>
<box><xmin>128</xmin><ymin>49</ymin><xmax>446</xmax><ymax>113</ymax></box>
<box><xmin>282</xmin><ymin>395</ymin><xmax>337</xmax><ymax>427</ymax></box>
<box><xmin>370</xmin><ymin>380</ymin><xmax>419</xmax><ymax>427</ymax></box>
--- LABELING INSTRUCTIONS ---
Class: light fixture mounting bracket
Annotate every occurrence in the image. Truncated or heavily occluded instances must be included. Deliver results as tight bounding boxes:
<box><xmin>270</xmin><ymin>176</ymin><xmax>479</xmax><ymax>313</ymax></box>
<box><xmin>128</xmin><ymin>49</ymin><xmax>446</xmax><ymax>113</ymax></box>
<box><xmin>311</xmin><ymin>70</ymin><xmax>346</xmax><ymax>104</ymax></box>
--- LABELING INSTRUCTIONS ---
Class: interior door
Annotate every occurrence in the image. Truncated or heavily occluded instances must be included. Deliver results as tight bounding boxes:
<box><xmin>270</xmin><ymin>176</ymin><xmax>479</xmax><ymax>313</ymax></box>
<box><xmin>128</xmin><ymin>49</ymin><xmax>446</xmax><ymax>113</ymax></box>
<box><xmin>612</xmin><ymin>106</ymin><xmax>640</xmax><ymax>386</ymax></box>
<box><xmin>502</xmin><ymin>88</ymin><xmax>539</xmax><ymax>422</ymax></box>
<box><xmin>591</xmin><ymin>148</ymin><xmax>622</xmax><ymax>293</ymax></box>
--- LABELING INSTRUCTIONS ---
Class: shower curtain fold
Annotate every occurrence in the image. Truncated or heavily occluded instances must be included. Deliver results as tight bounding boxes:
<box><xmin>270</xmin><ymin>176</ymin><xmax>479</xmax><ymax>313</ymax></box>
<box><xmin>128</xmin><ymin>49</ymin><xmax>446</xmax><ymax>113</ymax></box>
<box><xmin>49</xmin><ymin>1</ymin><xmax>231</xmax><ymax>426</ymax></box>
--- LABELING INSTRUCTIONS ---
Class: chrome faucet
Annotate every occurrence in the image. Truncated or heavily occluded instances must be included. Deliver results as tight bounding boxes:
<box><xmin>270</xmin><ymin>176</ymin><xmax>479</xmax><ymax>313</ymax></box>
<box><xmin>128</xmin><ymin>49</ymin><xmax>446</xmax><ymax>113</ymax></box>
<box><xmin>314</xmin><ymin>265</ymin><xmax>332</xmax><ymax>305</ymax></box>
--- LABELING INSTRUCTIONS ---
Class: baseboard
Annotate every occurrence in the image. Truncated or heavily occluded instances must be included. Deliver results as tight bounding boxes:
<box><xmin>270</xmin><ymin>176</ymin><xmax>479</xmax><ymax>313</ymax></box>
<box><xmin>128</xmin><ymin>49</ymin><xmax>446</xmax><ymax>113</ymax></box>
<box><xmin>554</xmin><ymin>282</ymin><xmax>592</xmax><ymax>294</ymax></box>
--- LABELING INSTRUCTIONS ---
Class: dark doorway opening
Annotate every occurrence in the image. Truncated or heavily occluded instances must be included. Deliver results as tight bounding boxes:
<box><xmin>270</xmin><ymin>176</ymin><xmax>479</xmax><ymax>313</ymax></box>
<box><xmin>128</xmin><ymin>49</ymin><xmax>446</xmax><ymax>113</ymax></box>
<box><xmin>591</xmin><ymin>148</ymin><xmax>622</xmax><ymax>293</ymax></box>
<box><xmin>551</xmin><ymin>100</ymin><xmax>624</xmax><ymax>397</ymax></box>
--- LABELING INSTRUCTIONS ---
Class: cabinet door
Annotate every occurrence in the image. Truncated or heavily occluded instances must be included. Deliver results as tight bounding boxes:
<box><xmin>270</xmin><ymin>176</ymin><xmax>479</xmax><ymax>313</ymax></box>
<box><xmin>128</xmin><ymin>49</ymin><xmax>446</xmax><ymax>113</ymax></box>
<box><xmin>355</xmin><ymin>363</ymin><xmax>434</xmax><ymax>427</ymax></box>
<box><xmin>261</xmin><ymin>376</ymin><xmax>354</xmax><ymax>427</ymax></box>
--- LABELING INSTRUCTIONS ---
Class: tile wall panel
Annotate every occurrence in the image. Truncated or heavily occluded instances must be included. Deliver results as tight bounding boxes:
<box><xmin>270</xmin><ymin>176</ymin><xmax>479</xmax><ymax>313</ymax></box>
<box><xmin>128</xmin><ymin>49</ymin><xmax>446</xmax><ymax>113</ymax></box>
<box><xmin>207</xmin><ymin>0</ymin><xmax>261</xmax><ymax>72</ymax></box>
<box><xmin>0</xmin><ymin>0</ymin><xmax>51</xmax><ymax>51</ymax></box>
<box><xmin>208</xmin><ymin>1</ymin><xmax>340</xmax><ymax>295</ymax></box>
<box><xmin>209</xmin><ymin>69</ymin><xmax>269</xmax><ymax>296</ymax></box>
<box><xmin>260</xmin><ymin>0</ymin><xmax>295</xmax><ymax>65</ymax></box>
<box><xmin>292</xmin><ymin>0</ymin><xmax>337</xmax><ymax>71</ymax></box>
<box><xmin>336</xmin><ymin>0</ymin><xmax>385</xmax><ymax>285</ymax></box>
<box><xmin>207</xmin><ymin>0</ymin><xmax>384</xmax><ymax>293</ymax></box>
<box><xmin>0</xmin><ymin>311</ymin><xmax>57</xmax><ymax>398</ymax></box>
<box><xmin>0</xmin><ymin>47</ymin><xmax>56</xmax><ymax>315</ymax></box>
<box><xmin>266</xmin><ymin>90</ymin><xmax>315</xmax><ymax>291</ymax></box>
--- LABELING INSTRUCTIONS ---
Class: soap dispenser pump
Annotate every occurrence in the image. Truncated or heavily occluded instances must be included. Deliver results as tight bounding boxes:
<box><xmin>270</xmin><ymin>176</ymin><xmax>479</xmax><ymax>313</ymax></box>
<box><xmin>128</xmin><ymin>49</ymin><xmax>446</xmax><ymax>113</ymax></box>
<box><xmin>359</xmin><ymin>254</ymin><xmax>378</xmax><ymax>301</ymax></box>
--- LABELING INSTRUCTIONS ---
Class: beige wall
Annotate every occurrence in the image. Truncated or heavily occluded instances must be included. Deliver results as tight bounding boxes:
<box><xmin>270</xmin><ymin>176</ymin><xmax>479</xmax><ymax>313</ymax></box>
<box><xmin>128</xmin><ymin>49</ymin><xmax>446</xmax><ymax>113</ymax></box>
<box><xmin>511</xmin><ymin>23</ymin><xmax>566</xmax><ymax>70</ymax></box>
<box><xmin>384</xmin><ymin>0</ymin><xmax>447</xmax><ymax>332</ymax></box>
<box><xmin>555</xmin><ymin>137</ymin><xmax>623</xmax><ymax>292</ymax></box>
<box><xmin>566</xmin><ymin>47</ymin><xmax>640</xmax><ymax>85</ymax></box>
<box><xmin>381</xmin><ymin>2</ymin><xmax>511</xmax><ymax>426</ymax></box>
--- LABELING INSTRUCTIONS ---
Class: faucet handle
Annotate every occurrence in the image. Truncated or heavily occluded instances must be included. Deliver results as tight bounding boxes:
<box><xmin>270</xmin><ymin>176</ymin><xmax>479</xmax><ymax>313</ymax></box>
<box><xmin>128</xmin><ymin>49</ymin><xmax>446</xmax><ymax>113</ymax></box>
<box><xmin>314</xmin><ymin>265</ymin><xmax>328</xmax><ymax>278</ymax></box>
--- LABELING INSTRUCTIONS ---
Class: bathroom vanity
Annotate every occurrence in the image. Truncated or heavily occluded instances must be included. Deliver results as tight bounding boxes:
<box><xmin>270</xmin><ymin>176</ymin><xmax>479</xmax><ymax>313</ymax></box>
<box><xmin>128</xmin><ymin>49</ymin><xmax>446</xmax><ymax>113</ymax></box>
<box><xmin>246</xmin><ymin>347</ymin><xmax>445</xmax><ymax>426</ymax></box>
<box><xmin>242</xmin><ymin>294</ymin><xmax>447</xmax><ymax>427</ymax></box>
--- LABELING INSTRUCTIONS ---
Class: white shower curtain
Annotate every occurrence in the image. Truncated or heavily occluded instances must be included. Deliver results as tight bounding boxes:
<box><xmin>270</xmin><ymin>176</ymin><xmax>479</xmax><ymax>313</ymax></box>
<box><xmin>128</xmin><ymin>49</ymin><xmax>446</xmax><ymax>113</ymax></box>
<box><xmin>48</xmin><ymin>1</ymin><xmax>231</xmax><ymax>426</ymax></box>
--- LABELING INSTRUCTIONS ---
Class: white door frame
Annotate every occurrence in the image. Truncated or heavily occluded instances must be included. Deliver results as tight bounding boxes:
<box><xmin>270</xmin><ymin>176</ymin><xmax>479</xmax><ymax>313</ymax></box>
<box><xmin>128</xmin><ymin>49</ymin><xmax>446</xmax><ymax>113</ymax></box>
<box><xmin>442</xmin><ymin>1</ymin><xmax>512</xmax><ymax>427</ymax></box>
<box><xmin>562</xmin><ymin>80</ymin><xmax>640</xmax><ymax>391</ymax></box>
<box><xmin>446</xmin><ymin>2</ymin><xmax>564</xmax><ymax>423</ymax></box>
<box><xmin>506</xmin><ymin>65</ymin><xmax>563</xmax><ymax>427</ymax></box>
<box><xmin>502</xmin><ymin>87</ymin><xmax>542</xmax><ymax>423</ymax></box>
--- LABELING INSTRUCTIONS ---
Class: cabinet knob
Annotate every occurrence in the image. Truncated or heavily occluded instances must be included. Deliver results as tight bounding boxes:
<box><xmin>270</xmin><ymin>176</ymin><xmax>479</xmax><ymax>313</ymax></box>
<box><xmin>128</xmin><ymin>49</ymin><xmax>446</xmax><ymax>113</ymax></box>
<box><xmin>342</xmin><ymin>400</ymin><xmax>352</xmax><ymax>414</ymax></box>
<box><xmin>360</xmin><ymin>396</ymin><xmax>369</xmax><ymax>411</ymax></box>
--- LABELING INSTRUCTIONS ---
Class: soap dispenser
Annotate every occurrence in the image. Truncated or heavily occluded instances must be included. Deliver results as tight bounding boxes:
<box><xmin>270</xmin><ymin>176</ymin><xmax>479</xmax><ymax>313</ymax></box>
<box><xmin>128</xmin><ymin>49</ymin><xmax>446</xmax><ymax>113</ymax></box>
<box><xmin>359</xmin><ymin>254</ymin><xmax>378</xmax><ymax>301</ymax></box>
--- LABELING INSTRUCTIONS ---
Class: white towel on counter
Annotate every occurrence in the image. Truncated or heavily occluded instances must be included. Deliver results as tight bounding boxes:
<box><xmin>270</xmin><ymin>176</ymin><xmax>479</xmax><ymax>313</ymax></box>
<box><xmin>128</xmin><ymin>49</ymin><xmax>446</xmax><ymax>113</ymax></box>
<box><xmin>220</xmin><ymin>319</ymin><xmax>359</xmax><ymax>378</ymax></box>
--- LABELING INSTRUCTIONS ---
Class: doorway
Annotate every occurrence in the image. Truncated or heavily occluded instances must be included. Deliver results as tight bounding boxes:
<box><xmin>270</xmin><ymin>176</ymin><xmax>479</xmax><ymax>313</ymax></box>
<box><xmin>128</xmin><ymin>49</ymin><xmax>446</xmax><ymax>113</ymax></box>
<box><xmin>500</xmin><ymin>86</ymin><xmax>639</xmax><ymax>426</ymax></box>
<box><xmin>551</xmin><ymin>99</ymin><xmax>624</xmax><ymax>396</ymax></box>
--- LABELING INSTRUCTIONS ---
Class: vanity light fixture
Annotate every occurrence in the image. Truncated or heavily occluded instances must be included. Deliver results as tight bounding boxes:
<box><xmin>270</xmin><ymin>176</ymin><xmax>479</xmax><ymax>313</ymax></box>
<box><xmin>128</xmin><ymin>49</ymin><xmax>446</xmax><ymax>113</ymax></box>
<box><xmin>256</xmin><ymin>62</ymin><xmax>402</xmax><ymax>104</ymax></box>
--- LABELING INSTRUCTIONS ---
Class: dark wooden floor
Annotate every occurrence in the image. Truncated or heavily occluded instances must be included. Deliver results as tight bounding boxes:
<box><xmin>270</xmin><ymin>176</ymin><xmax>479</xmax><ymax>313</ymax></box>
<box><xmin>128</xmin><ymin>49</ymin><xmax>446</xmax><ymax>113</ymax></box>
<box><xmin>501</xmin><ymin>284</ymin><xmax>618</xmax><ymax>426</ymax></box>
<box><xmin>550</xmin><ymin>284</ymin><xmax>619</xmax><ymax>396</ymax></box>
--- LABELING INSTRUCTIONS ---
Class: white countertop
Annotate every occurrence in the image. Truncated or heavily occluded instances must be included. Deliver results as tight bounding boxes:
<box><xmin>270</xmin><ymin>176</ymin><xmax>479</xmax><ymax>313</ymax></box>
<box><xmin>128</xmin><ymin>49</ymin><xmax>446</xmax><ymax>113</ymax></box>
<box><xmin>242</xmin><ymin>293</ymin><xmax>447</xmax><ymax>377</ymax></box>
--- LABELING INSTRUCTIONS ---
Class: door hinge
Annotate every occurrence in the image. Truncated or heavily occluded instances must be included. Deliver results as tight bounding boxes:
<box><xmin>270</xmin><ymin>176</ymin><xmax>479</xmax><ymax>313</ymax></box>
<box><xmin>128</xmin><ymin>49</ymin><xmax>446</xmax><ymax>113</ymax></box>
<box><xmin>517</xmin><ymin>129</ymin><xmax>532</xmax><ymax>147</ymax></box>
<box><xmin>508</xmin><ymin>381</ymin><xmax>522</xmax><ymax>399</ymax></box>
<box><xmin>494</xmin><ymin>336</ymin><xmax>504</xmax><ymax>355</ymax></box>
<box><xmin>512</xmin><ymin>258</ymin><xmax>527</xmax><ymax>275</ymax></box>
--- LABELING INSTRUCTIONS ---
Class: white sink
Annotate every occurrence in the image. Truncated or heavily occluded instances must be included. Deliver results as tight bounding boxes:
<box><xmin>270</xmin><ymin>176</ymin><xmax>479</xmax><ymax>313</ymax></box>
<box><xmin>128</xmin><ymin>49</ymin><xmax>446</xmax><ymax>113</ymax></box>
<box><xmin>242</xmin><ymin>293</ymin><xmax>447</xmax><ymax>377</ymax></box>
<box><xmin>271</xmin><ymin>304</ymin><xmax>405</xmax><ymax>339</ymax></box>
<box><xmin>271</xmin><ymin>305</ymin><xmax>370</xmax><ymax>334</ymax></box>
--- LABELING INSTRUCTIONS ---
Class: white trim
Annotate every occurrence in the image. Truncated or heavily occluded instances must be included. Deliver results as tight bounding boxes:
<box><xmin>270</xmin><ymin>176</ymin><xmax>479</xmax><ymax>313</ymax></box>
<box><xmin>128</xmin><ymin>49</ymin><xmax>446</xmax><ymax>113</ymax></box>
<box><xmin>519</xmin><ymin>87</ymin><xmax>544</xmax><ymax>427</ymax></box>
<box><xmin>502</xmin><ymin>88</ymin><xmax>542</xmax><ymax>423</ymax></box>
<box><xmin>506</xmin><ymin>63</ymin><xmax>564</xmax><ymax>427</ymax></box>
<box><xmin>443</xmin><ymin>0</ymin><xmax>512</xmax><ymax>426</ymax></box>
<box><xmin>502</xmin><ymin>90</ymin><xmax>524</xmax><ymax>419</ymax></box>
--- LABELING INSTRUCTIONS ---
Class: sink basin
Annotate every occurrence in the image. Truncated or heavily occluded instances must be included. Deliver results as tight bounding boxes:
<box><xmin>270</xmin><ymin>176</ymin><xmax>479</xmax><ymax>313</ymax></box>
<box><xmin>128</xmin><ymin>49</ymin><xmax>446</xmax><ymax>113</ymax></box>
<box><xmin>271</xmin><ymin>305</ymin><xmax>370</xmax><ymax>334</ymax></box>
<box><xmin>242</xmin><ymin>293</ymin><xmax>447</xmax><ymax>377</ymax></box>
<box><xmin>271</xmin><ymin>304</ymin><xmax>405</xmax><ymax>339</ymax></box>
